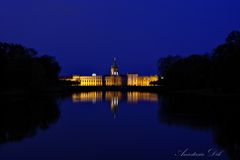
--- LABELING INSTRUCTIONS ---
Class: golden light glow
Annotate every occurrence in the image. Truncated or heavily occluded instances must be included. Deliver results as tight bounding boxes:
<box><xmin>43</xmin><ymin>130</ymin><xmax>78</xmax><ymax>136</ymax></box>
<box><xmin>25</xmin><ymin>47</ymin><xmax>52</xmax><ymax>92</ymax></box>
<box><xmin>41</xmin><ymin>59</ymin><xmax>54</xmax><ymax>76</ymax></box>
<box><xmin>105</xmin><ymin>76</ymin><xmax>123</xmax><ymax>86</ymax></box>
<box><xmin>127</xmin><ymin>92</ymin><xmax>159</xmax><ymax>103</ymax></box>
<box><xmin>79</xmin><ymin>76</ymin><xmax>103</xmax><ymax>86</ymax></box>
<box><xmin>127</xmin><ymin>74</ymin><xmax>158</xmax><ymax>86</ymax></box>
<box><xmin>60</xmin><ymin>59</ymin><xmax>159</xmax><ymax>86</ymax></box>
<box><xmin>72</xmin><ymin>92</ymin><xmax>103</xmax><ymax>103</ymax></box>
<box><xmin>105</xmin><ymin>91</ymin><xmax>122</xmax><ymax>101</ymax></box>
<box><xmin>71</xmin><ymin>91</ymin><xmax>159</xmax><ymax>119</ymax></box>
<box><xmin>72</xmin><ymin>92</ymin><xmax>158</xmax><ymax>103</ymax></box>
<box><xmin>61</xmin><ymin>74</ymin><xmax>158</xmax><ymax>87</ymax></box>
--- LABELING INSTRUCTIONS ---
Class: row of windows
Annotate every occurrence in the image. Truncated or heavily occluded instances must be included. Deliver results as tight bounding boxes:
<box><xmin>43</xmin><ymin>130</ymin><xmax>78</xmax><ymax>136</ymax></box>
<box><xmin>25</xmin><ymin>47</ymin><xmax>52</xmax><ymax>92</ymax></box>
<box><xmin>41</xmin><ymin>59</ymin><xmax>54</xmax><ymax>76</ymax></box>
<box><xmin>81</xmin><ymin>83</ymin><xmax>102</xmax><ymax>85</ymax></box>
<box><xmin>81</xmin><ymin>80</ymin><xmax>102</xmax><ymax>82</ymax></box>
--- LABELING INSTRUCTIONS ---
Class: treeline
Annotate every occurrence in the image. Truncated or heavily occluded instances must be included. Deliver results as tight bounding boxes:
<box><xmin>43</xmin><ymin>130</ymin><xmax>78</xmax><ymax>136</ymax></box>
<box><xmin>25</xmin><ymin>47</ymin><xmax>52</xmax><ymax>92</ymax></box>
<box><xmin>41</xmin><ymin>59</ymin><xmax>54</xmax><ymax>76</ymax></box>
<box><xmin>158</xmin><ymin>31</ymin><xmax>240</xmax><ymax>92</ymax></box>
<box><xmin>0</xmin><ymin>95</ymin><xmax>60</xmax><ymax>144</ymax></box>
<box><xmin>0</xmin><ymin>42</ymin><xmax>61</xmax><ymax>92</ymax></box>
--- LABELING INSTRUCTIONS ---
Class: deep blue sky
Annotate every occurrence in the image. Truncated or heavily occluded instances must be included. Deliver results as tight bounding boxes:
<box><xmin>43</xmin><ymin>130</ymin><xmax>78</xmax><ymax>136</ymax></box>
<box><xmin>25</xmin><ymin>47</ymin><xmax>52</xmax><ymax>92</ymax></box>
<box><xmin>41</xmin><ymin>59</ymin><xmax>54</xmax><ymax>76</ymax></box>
<box><xmin>1</xmin><ymin>0</ymin><xmax>240</xmax><ymax>75</ymax></box>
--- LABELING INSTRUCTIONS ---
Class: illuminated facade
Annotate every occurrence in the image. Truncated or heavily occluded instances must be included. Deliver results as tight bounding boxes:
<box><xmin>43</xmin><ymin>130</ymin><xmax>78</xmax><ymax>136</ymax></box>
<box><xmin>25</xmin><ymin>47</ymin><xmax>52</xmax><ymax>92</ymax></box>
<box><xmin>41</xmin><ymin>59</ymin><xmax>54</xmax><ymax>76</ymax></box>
<box><xmin>105</xmin><ymin>76</ymin><xmax>123</xmax><ymax>86</ymax></box>
<box><xmin>127</xmin><ymin>74</ymin><xmax>138</xmax><ymax>86</ymax></box>
<box><xmin>61</xmin><ymin>74</ymin><xmax>102</xmax><ymax>86</ymax></box>
<box><xmin>127</xmin><ymin>74</ymin><xmax>158</xmax><ymax>86</ymax></box>
<box><xmin>111</xmin><ymin>57</ymin><xmax>119</xmax><ymax>76</ymax></box>
<box><xmin>61</xmin><ymin>58</ymin><xmax>159</xmax><ymax>86</ymax></box>
<box><xmin>79</xmin><ymin>75</ymin><xmax>102</xmax><ymax>86</ymax></box>
<box><xmin>105</xmin><ymin>57</ymin><xmax>124</xmax><ymax>86</ymax></box>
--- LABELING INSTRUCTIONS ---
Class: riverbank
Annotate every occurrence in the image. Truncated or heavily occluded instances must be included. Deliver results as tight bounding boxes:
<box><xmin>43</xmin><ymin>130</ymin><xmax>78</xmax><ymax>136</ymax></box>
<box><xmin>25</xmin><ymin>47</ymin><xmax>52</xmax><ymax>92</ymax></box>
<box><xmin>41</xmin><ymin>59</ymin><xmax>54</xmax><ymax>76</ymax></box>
<box><xmin>1</xmin><ymin>86</ymin><xmax>240</xmax><ymax>97</ymax></box>
<box><xmin>164</xmin><ymin>88</ymin><xmax>240</xmax><ymax>97</ymax></box>
<box><xmin>0</xmin><ymin>85</ymin><xmax>166</xmax><ymax>96</ymax></box>
<box><xmin>59</xmin><ymin>85</ymin><xmax>166</xmax><ymax>92</ymax></box>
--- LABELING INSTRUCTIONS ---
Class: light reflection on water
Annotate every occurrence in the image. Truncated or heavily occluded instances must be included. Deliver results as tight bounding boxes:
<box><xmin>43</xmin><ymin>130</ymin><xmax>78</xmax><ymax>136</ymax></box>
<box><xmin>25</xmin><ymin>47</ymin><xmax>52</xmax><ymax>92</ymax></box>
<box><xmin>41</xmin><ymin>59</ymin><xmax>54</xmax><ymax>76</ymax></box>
<box><xmin>1</xmin><ymin>92</ymin><xmax>238</xmax><ymax>160</ymax></box>
<box><xmin>72</xmin><ymin>91</ymin><xmax>158</xmax><ymax>119</ymax></box>
<box><xmin>72</xmin><ymin>91</ymin><xmax>159</xmax><ymax>103</ymax></box>
<box><xmin>71</xmin><ymin>91</ymin><xmax>159</xmax><ymax>119</ymax></box>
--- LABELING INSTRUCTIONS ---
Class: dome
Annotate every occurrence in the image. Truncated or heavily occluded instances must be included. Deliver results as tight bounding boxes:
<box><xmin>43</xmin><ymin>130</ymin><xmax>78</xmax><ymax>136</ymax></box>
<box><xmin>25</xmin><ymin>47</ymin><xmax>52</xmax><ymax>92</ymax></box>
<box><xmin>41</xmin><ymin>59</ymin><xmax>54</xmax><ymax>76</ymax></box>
<box><xmin>112</xmin><ymin>57</ymin><xmax>118</xmax><ymax>67</ymax></box>
<box><xmin>111</xmin><ymin>58</ymin><xmax>119</xmax><ymax>76</ymax></box>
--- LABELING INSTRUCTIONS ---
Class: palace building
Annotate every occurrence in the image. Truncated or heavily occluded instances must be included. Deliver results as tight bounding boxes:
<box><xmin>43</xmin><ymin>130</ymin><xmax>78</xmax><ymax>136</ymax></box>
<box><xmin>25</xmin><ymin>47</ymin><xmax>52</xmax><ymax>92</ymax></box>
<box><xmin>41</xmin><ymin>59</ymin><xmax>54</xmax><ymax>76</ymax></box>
<box><xmin>61</xmin><ymin>58</ymin><xmax>158</xmax><ymax>86</ymax></box>
<box><xmin>104</xmin><ymin>58</ymin><xmax>127</xmax><ymax>86</ymax></box>
<box><xmin>61</xmin><ymin>74</ymin><xmax>103</xmax><ymax>86</ymax></box>
<box><xmin>79</xmin><ymin>75</ymin><xmax>103</xmax><ymax>86</ymax></box>
<box><xmin>127</xmin><ymin>74</ymin><xmax>158</xmax><ymax>86</ymax></box>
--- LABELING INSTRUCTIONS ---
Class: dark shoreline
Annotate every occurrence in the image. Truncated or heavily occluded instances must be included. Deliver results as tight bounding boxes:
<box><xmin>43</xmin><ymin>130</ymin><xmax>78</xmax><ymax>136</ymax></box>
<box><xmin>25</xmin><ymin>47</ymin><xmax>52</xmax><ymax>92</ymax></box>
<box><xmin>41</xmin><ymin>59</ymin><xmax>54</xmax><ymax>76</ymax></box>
<box><xmin>0</xmin><ymin>86</ymin><xmax>165</xmax><ymax>96</ymax></box>
<box><xmin>50</xmin><ymin>86</ymin><xmax>240</xmax><ymax>97</ymax></box>
<box><xmin>1</xmin><ymin>86</ymin><xmax>240</xmax><ymax>97</ymax></box>
<box><xmin>60</xmin><ymin>86</ymin><xmax>166</xmax><ymax>92</ymax></box>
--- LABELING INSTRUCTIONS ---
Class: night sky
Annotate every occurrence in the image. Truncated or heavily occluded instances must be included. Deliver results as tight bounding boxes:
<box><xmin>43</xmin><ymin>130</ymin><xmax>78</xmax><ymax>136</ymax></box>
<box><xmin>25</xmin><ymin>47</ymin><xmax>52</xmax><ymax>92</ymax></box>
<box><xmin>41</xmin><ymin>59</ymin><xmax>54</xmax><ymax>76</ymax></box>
<box><xmin>1</xmin><ymin>0</ymin><xmax>240</xmax><ymax>76</ymax></box>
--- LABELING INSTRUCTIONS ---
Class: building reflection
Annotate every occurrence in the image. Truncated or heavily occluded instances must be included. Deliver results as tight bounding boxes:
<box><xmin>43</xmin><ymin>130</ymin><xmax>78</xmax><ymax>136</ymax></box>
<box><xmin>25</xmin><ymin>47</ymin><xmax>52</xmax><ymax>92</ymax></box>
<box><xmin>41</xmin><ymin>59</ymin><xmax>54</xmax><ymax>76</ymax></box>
<box><xmin>71</xmin><ymin>92</ymin><xmax>158</xmax><ymax>104</ymax></box>
<box><xmin>127</xmin><ymin>92</ymin><xmax>159</xmax><ymax>103</ymax></box>
<box><xmin>105</xmin><ymin>91</ymin><xmax>122</xmax><ymax>119</ymax></box>
<box><xmin>0</xmin><ymin>95</ymin><xmax>60</xmax><ymax>144</ymax></box>
<box><xmin>72</xmin><ymin>92</ymin><xmax>103</xmax><ymax>103</ymax></box>
<box><xmin>71</xmin><ymin>91</ymin><xmax>159</xmax><ymax>118</ymax></box>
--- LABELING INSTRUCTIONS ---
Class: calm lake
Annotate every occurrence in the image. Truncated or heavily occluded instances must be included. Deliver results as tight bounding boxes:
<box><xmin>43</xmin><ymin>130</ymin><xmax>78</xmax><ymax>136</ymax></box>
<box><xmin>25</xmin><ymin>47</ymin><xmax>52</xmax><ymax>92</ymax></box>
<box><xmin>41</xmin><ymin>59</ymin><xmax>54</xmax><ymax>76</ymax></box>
<box><xmin>1</xmin><ymin>91</ymin><xmax>239</xmax><ymax>160</ymax></box>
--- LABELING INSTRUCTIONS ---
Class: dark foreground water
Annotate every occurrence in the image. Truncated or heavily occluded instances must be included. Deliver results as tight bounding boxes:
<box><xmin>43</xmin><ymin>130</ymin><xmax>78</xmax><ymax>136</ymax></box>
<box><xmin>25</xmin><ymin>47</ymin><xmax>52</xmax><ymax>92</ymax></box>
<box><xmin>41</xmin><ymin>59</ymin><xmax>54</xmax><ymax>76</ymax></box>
<box><xmin>0</xmin><ymin>92</ymin><xmax>239</xmax><ymax>160</ymax></box>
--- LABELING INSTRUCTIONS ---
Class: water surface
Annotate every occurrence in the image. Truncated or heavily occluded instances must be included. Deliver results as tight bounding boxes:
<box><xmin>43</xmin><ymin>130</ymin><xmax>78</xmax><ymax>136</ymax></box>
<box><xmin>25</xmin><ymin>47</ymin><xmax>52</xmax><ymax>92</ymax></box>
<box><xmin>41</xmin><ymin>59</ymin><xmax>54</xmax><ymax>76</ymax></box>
<box><xmin>1</xmin><ymin>92</ymin><xmax>237</xmax><ymax>160</ymax></box>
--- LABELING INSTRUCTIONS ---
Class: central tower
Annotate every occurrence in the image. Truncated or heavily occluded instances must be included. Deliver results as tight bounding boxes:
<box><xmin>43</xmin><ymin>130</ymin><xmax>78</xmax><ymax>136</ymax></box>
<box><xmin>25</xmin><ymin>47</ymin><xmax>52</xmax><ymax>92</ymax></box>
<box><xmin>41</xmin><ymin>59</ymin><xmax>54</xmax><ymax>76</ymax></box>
<box><xmin>111</xmin><ymin>58</ymin><xmax>119</xmax><ymax>76</ymax></box>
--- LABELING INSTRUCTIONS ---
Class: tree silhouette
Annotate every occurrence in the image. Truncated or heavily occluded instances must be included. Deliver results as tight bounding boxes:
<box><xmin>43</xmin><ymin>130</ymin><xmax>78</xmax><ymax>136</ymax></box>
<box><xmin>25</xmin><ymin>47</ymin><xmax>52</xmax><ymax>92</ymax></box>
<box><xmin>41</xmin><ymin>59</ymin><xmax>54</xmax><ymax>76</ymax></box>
<box><xmin>159</xmin><ymin>54</ymin><xmax>211</xmax><ymax>89</ymax></box>
<box><xmin>0</xmin><ymin>42</ymin><xmax>61</xmax><ymax>91</ymax></box>
<box><xmin>159</xmin><ymin>94</ymin><xmax>240</xmax><ymax>160</ymax></box>
<box><xmin>158</xmin><ymin>31</ymin><xmax>240</xmax><ymax>91</ymax></box>
<box><xmin>211</xmin><ymin>31</ymin><xmax>240</xmax><ymax>91</ymax></box>
<box><xmin>0</xmin><ymin>95</ymin><xmax>60</xmax><ymax>144</ymax></box>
